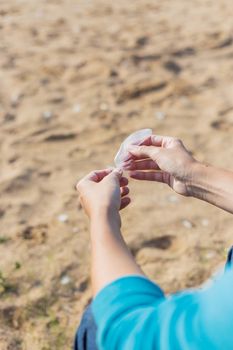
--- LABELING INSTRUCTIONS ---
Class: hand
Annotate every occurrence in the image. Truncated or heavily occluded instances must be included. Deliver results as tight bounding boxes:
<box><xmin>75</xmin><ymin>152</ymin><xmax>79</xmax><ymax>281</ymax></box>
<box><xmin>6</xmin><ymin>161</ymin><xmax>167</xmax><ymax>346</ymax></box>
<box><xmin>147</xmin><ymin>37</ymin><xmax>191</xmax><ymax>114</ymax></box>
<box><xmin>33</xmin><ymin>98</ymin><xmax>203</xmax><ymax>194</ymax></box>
<box><xmin>76</xmin><ymin>168</ymin><xmax>130</xmax><ymax>219</ymax></box>
<box><xmin>125</xmin><ymin>135</ymin><xmax>197</xmax><ymax>196</ymax></box>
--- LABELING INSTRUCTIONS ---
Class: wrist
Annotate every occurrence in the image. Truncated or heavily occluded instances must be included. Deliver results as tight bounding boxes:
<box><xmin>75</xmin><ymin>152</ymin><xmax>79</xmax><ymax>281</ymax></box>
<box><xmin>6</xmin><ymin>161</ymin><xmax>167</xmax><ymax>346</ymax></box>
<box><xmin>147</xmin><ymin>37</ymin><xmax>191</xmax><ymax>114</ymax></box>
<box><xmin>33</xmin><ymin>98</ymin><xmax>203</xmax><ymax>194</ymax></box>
<box><xmin>90</xmin><ymin>206</ymin><xmax>121</xmax><ymax>230</ymax></box>
<box><xmin>186</xmin><ymin>161</ymin><xmax>210</xmax><ymax>199</ymax></box>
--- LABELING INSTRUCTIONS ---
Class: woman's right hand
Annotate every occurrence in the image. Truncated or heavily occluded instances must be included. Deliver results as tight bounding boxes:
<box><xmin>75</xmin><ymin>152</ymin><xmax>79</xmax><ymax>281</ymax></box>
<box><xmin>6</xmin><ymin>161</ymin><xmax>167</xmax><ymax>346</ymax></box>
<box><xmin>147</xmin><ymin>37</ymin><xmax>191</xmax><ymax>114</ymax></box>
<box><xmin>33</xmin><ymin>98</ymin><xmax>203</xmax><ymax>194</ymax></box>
<box><xmin>124</xmin><ymin>135</ymin><xmax>198</xmax><ymax>197</ymax></box>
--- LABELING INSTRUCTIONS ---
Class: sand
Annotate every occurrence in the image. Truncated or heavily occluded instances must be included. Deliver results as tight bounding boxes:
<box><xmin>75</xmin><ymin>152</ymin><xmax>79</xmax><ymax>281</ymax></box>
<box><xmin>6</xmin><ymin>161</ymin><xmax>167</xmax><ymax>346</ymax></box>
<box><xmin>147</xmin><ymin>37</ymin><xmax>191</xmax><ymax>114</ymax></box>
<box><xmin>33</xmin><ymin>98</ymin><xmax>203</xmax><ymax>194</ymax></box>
<box><xmin>0</xmin><ymin>0</ymin><xmax>233</xmax><ymax>348</ymax></box>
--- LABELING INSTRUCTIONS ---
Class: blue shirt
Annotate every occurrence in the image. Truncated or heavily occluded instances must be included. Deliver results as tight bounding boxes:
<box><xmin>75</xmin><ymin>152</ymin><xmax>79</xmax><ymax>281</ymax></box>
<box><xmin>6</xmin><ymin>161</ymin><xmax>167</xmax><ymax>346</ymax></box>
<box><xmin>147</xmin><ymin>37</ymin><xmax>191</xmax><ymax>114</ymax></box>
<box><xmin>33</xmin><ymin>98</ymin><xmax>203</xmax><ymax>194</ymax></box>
<box><xmin>92</xmin><ymin>266</ymin><xmax>233</xmax><ymax>349</ymax></box>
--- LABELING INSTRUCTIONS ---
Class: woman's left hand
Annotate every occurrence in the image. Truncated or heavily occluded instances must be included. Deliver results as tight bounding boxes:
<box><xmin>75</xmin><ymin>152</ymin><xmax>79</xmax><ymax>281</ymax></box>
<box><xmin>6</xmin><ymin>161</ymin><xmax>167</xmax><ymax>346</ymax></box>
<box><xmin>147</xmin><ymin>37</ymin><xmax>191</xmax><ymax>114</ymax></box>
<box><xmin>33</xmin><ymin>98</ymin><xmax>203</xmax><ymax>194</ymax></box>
<box><xmin>76</xmin><ymin>168</ymin><xmax>130</xmax><ymax>219</ymax></box>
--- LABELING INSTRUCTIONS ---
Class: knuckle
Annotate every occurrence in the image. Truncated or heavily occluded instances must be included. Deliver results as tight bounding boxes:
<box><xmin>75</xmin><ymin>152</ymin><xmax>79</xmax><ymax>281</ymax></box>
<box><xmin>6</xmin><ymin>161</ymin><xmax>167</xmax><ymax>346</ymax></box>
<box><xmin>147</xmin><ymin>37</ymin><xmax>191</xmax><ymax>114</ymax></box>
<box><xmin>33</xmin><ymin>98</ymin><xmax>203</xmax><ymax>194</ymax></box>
<box><xmin>141</xmin><ymin>145</ymin><xmax>148</xmax><ymax>152</ymax></box>
<box><xmin>76</xmin><ymin>180</ymin><xmax>83</xmax><ymax>192</ymax></box>
<box><xmin>174</xmin><ymin>138</ymin><xmax>183</xmax><ymax>145</ymax></box>
<box><xmin>151</xmin><ymin>135</ymin><xmax>156</xmax><ymax>141</ymax></box>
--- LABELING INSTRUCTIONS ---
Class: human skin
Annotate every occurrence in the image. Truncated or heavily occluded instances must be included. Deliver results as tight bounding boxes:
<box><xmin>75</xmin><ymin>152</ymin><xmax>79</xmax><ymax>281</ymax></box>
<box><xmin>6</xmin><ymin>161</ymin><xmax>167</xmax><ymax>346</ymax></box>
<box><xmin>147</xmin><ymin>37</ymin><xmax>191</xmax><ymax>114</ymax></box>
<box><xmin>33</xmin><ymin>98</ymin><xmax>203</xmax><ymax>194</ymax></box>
<box><xmin>76</xmin><ymin>169</ymin><xmax>145</xmax><ymax>296</ymax></box>
<box><xmin>124</xmin><ymin>135</ymin><xmax>233</xmax><ymax>214</ymax></box>
<box><xmin>76</xmin><ymin>135</ymin><xmax>233</xmax><ymax>295</ymax></box>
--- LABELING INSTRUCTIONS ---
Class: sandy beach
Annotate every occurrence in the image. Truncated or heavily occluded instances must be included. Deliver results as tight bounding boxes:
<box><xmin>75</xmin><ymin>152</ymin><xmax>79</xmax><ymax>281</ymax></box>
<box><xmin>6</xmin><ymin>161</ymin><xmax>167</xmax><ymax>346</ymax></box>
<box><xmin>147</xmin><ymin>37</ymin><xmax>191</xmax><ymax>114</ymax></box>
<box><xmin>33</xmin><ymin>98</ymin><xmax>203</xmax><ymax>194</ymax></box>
<box><xmin>0</xmin><ymin>0</ymin><xmax>233</xmax><ymax>348</ymax></box>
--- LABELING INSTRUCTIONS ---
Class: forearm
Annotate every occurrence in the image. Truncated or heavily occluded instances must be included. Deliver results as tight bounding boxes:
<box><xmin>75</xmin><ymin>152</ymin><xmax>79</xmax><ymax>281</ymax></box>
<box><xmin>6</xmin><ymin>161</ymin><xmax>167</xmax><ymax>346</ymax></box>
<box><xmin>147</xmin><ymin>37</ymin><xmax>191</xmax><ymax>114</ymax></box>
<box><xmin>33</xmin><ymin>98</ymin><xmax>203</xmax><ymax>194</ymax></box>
<box><xmin>90</xmin><ymin>208</ymin><xmax>145</xmax><ymax>296</ymax></box>
<box><xmin>188</xmin><ymin>162</ymin><xmax>233</xmax><ymax>214</ymax></box>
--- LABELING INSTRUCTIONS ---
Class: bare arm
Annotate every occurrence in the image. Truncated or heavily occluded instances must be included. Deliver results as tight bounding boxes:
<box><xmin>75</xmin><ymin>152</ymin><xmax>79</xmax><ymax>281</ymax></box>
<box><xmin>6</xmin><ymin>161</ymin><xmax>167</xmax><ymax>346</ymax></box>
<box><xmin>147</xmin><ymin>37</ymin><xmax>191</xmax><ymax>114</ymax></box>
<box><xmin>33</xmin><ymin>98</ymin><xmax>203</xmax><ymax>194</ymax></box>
<box><xmin>76</xmin><ymin>169</ymin><xmax>145</xmax><ymax>296</ymax></box>
<box><xmin>188</xmin><ymin>162</ymin><xmax>233</xmax><ymax>214</ymax></box>
<box><xmin>90</xmin><ymin>209</ymin><xmax>144</xmax><ymax>296</ymax></box>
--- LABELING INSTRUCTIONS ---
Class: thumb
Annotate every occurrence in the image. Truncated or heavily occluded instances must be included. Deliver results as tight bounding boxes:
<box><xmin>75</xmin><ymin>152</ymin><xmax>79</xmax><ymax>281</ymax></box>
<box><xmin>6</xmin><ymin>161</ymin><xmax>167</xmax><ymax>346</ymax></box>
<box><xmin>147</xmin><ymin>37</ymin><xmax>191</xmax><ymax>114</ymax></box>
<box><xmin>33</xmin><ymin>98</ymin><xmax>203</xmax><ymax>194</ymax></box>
<box><xmin>106</xmin><ymin>168</ymin><xmax>123</xmax><ymax>181</ymax></box>
<box><xmin>127</xmin><ymin>145</ymin><xmax>158</xmax><ymax>159</ymax></box>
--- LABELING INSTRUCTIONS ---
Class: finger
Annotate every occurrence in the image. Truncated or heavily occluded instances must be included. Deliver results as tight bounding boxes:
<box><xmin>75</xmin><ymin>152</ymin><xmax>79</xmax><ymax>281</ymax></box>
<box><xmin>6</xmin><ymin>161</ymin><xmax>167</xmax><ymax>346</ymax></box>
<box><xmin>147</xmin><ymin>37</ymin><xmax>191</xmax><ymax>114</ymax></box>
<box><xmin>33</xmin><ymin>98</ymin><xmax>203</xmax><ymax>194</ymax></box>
<box><xmin>124</xmin><ymin>159</ymin><xmax>160</xmax><ymax>171</ymax></box>
<box><xmin>120</xmin><ymin>197</ymin><xmax>131</xmax><ymax>210</ymax></box>
<box><xmin>81</xmin><ymin>168</ymin><xmax>113</xmax><ymax>184</ymax></box>
<box><xmin>90</xmin><ymin>169</ymin><xmax>113</xmax><ymax>182</ymax></box>
<box><xmin>140</xmin><ymin>135</ymin><xmax>176</xmax><ymax>148</ymax></box>
<box><xmin>76</xmin><ymin>168</ymin><xmax>113</xmax><ymax>191</ymax></box>
<box><xmin>107</xmin><ymin>168</ymin><xmax>123</xmax><ymax>180</ymax></box>
<box><xmin>122</xmin><ymin>156</ymin><xmax>150</xmax><ymax>168</ymax></box>
<box><xmin>127</xmin><ymin>145</ymin><xmax>160</xmax><ymax>160</ymax></box>
<box><xmin>129</xmin><ymin>170</ymin><xmax>169</xmax><ymax>184</ymax></box>
<box><xmin>76</xmin><ymin>179</ymin><xmax>84</xmax><ymax>192</ymax></box>
<box><xmin>120</xmin><ymin>176</ymin><xmax>128</xmax><ymax>187</ymax></box>
<box><xmin>134</xmin><ymin>135</ymin><xmax>152</xmax><ymax>147</ymax></box>
<box><xmin>121</xmin><ymin>186</ymin><xmax>129</xmax><ymax>197</ymax></box>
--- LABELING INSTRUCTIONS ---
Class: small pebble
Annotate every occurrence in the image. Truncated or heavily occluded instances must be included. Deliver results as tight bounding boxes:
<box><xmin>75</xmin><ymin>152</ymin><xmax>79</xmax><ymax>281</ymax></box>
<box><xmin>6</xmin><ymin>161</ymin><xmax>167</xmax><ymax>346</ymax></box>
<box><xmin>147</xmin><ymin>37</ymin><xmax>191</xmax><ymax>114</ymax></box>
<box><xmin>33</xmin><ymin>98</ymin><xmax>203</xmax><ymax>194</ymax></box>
<box><xmin>72</xmin><ymin>227</ymin><xmax>79</xmax><ymax>233</ymax></box>
<box><xmin>201</xmin><ymin>218</ymin><xmax>209</xmax><ymax>227</ymax></box>
<box><xmin>180</xmin><ymin>96</ymin><xmax>191</xmax><ymax>107</ymax></box>
<box><xmin>11</xmin><ymin>94</ymin><xmax>21</xmax><ymax>108</ymax></box>
<box><xmin>155</xmin><ymin>111</ymin><xmax>166</xmax><ymax>120</ymax></box>
<box><xmin>205</xmin><ymin>251</ymin><xmax>216</xmax><ymax>259</ymax></box>
<box><xmin>42</xmin><ymin>111</ymin><xmax>53</xmax><ymax>120</ymax></box>
<box><xmin>99</xmin><ymin>103</ymin><xmax>108</xmax><ymax>111</ymax></box>
<box><xmin>60</xmin><ymin>275</ymin><xmax>71</xmax><ymax>285</ymax></box>
<box><xmin>167</xmin><ymin>195</ymin><xmax>179</xmax><ymax>203</ymax></box>
<box><xmin>58</xmin><ymin>214</ymin><xmax>68</xmax><ymax>223</ymax></box>
<box><xmin>73</xmin><ymin>104</ymin><xmax>81</xmax><ymax>113</ymax></box>
<box><xmin>182</xmin><ymin>219</ymin><xmax>193</xmax><ymax>229</ymax></box>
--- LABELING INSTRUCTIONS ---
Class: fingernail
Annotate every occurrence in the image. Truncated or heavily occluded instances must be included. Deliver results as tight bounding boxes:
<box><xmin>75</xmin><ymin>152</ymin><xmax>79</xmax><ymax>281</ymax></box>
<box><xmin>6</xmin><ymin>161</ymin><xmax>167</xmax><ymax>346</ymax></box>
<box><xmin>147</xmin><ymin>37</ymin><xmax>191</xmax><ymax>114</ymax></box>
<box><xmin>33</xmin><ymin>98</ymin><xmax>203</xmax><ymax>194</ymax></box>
<box><xmin>113</xmin><ymin>168</ymin><xmax>123</xmax><ymax>176</ymax></box>
<box><xmin>115</xmin><ymin>167</ymin><xmax>123</xmax><ymax>173</ymax></box>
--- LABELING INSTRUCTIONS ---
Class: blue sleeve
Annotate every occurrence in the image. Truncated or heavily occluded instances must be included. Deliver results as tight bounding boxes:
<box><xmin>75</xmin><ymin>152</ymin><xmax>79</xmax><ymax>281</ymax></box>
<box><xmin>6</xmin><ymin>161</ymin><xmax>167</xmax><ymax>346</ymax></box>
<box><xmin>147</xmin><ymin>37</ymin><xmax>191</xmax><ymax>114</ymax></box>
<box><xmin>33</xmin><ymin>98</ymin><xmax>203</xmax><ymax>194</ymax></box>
<box><xmin>92</xmin><ymin>270</ymin><xmax>233</xmax><ymax>350</ymax></box>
